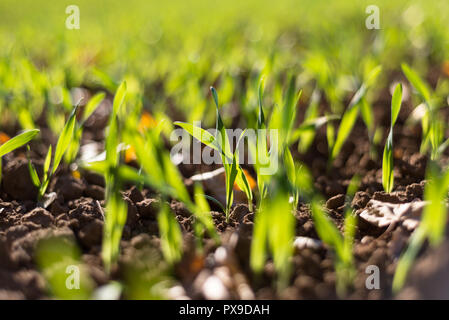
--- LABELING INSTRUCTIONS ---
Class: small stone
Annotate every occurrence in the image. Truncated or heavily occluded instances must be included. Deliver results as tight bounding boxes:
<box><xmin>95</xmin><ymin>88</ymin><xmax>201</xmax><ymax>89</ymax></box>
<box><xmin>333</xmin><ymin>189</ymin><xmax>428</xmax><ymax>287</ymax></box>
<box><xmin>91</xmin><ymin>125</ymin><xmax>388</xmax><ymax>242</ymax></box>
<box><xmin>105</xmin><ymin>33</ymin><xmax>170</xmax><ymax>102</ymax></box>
<box><xmin>136</xmin><ymin>198</ymin><xmax>160</xmax><ymax>219</ymax></box>
<box><xmin>326</xmin><ymin>194</ymin><xmax>346</xmax><ymax>210</ymax></box>
<box><xmin>124</xmin><ymin>186</ymin><xmax>144</xmax><ymax>204</ymax></box>
<box><xmin>21</xmin><ymin>208</ymin><xmax>53</xmax><ymax>228</ymax></box>
<box><xmin>53</xmin><ymin>175</ymin><xmax>85</xmax><ymax>201</ymax></box>
<box><xmin>230</xmin><ymin>204</ymin><xmax>250</xmax><ymax>223</ymax></box>
<box><xmin>78</xmin><ymin>219</ymin><xmax>103</xmax><ymax>247</ymax></box>
<box><xmin>84</xmin><ymin>185</ymin><xmax>105</xmax><ymax>200</ymax></box>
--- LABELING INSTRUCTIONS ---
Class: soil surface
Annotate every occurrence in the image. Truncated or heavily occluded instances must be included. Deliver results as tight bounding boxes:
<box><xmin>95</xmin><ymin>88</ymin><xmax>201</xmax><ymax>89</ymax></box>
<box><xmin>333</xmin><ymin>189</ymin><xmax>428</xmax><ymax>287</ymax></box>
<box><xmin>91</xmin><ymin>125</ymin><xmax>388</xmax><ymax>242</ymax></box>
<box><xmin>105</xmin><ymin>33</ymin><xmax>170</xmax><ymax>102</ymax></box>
<box><xmin>0</xmin><ymin>84</ymin><xmax>447</xmax><ymax>300</ymax></box>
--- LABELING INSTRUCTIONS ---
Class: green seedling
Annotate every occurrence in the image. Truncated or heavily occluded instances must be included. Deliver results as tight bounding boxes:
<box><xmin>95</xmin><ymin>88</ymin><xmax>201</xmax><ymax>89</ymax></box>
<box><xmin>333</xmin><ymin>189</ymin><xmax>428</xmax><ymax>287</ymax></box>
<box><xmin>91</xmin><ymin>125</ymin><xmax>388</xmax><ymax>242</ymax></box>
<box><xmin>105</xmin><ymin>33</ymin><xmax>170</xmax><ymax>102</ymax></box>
<box><xmin>360</xmin><ymin>97</ymin><xmax>379</xmax><ymax>159</ymax></box>
<box><xmin>36</xmin><ymin>236</ymin><xmax>94</xmax><ymax>299</ymax></box>
<box><xmin>101</xmin><ymin>81</ymin><xmax>128</xmax><ymax>271</ymax></box>
<box><xmin>175</xmin><ymin>87</ymin><xmax>253</xmax><ymax>221</ymax></box>
<box><xmin>393</xmin><ymin>162</ymin><xmax>449</xmax><ymax>292</ymax></box>
<box><xmin>0</xmin><ymin>129</ymin><xmax>39</xmax><ymax>183</ymax></box>
<box><xmin>65</xmin><ymin>92</ymin><xmax>105</xmax><ymax>164</ymax></box>
<box><xmin>28</xmin><ymin>105</ymin><xmax>78</xmax><ymax>201</ymax></box>
<box><xmin>269</xmin><ymin>75</ymin><xmax>302</xmax><ymax>149</ymax></box>
<box><xmin>401</xmin><ymin>63</ymin><xmax>445</xmax><ymax>160</ymax></box>
<box><xmin>250</xmin><ymin>172</ymin><xmax>295</xmax><ymax>289</ymax></box>
<box><xmin>382</xmin><ymin>83</ymin><xmax>403</xmax><ymax>193</ymax></box>
<box><xmin>250</xmin><ymin>76</ymin><xmax>270</xmax><ymax>202</ymax></box>
<box><xmin>328</xmin><ymin>66</ymin><xmax>382</xmax><ymax>167</ymax></box>
<box><xmin>85</xmin><ymin>83</ymin><xmax>218</xmax><ymax>267</ymax></box>
<box><xmin>284</xmin><ymin>146</ymin><xmax>301</xmax><ymax>208</ymax></box>
<box><xmin>297</xmin><ymin>88</ymin><xmax>321</xmax><ymax>153</ymax></box>
<box><xmin>311</xmin><ymin>197</ymin><xmax>356</xmax><ymax>297</ymax></box>
<box><xmin>158</xmin><ymin>201</ymin><xmax>183</xmax><ymax>264</ymax></box>
<box><xmin>310</xmin><ymin>175</ymin><xmax>359</xmax><ymax>297</ymax></box>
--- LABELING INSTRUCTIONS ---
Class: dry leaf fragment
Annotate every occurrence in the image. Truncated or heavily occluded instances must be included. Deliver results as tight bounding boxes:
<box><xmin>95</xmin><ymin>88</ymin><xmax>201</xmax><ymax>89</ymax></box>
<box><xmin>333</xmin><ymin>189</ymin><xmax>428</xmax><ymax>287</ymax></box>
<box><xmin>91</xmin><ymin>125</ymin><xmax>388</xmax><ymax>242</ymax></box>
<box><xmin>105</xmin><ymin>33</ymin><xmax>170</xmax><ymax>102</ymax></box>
<box><xmin>358</xmin><ymin>199</ymin><xmax>428</xmax><ymax>231</ymax></box>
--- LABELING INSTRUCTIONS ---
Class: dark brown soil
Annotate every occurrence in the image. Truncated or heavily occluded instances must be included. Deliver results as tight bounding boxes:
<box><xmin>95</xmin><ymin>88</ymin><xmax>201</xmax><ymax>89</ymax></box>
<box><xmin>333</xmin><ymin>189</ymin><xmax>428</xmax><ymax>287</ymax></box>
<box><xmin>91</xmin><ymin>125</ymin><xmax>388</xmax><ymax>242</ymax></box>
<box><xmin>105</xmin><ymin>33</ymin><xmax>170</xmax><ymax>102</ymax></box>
<box><xmin>0</xmin><ymin>85</ymin><xmax>446</xmax><ymax>300</ymax></box>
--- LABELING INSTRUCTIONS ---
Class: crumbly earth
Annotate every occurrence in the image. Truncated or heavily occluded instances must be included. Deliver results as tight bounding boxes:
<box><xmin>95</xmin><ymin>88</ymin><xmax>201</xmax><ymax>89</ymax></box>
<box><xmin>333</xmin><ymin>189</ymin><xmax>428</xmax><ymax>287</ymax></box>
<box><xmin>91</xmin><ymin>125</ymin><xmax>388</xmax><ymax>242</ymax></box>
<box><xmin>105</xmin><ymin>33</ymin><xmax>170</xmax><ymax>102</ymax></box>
<box><xmin>0</xmin><ymin>87</ymin><xmax>447</xmax><ymax>300</ymax></box>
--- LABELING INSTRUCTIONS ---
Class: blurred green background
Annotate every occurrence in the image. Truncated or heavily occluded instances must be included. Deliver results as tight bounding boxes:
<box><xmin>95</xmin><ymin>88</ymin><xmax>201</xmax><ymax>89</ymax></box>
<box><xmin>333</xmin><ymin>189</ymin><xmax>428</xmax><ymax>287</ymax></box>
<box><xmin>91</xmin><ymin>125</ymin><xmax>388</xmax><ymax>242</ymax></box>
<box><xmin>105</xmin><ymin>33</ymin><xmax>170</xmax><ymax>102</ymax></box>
<box><xmin>0</xmin><ymin>0</ymin><xmax>448</xmax><ymax>129</ymax></box>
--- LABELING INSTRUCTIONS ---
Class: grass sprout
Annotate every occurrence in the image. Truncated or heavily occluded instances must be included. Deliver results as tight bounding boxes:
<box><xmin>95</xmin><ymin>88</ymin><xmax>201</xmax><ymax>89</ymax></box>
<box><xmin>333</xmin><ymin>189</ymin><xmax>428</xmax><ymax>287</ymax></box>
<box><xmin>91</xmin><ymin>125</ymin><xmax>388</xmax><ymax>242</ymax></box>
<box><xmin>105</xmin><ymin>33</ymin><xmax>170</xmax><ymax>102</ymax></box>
<box><xmin>101</xmin><ymin>81</ymin><xmax>128</xmax><ymax>271</ymax></box>
<box><xmin>175</xmin><ymin>87</ymin><xmax>253</xmax><ymax>220</ymax></box>
<box><xmin>329</xmin><ymin>65</ymin><xmax>382</xmax><ymax>166</ymax></box>
<box><xmin>401</xmin><ymin>63</ymin><xmax>445</xmax><ymax>160</ymax></box>
<box><xmin>65</xmin><ymin>92</ymin><xmax>105</xmax><ymax>164</ymax></box>
<box><xmin>28</xmin><ymin>104</ymin><xmax>78</xmax><ymax>201</ymax></box>
<box><xmin>393</xmin><ymin>161</ymin><xmax>449</xmax><ymax>292</ymax></box>
<box><xmin>311</xmin><ymin>198</ymin><xmax>356</xmax><ymax>297</ymax></box>
<box><xmin>0</xmin><ymin>129</ymin><xmax>39</xmax><ymax>183</ymax></box>
<box><xmin>382</xmin><ymin>83</ymin><xmax>403</xmax><ymax>193</ymax></box>
<box><xmin>250</xmin><ymin>173</ymin><xmax>294</xmax><ymax>289</ymax></box>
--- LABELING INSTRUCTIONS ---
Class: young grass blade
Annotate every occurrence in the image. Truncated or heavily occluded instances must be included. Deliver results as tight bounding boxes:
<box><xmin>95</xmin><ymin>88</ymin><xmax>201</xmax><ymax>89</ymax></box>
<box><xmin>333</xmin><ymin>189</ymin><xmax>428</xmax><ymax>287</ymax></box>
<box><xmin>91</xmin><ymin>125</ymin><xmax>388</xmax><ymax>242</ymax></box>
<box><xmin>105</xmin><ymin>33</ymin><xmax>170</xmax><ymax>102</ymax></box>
<box><xmin>329</xmin><ymin>103</ymin><xmax>359</xmax><ymax>165</ymax></box>
<box><xmin>210</xmin><ymin>86</ymin><xmax>232</xmax><ymax>163</ymax></box>
<box><xmin>311</xmin><ymin>200</ymin><xmax>344</xmax><ymax>257</ymax></box>
<box><xmin>284</xmin><ymin>147</ymin><xmax>296</xmax><ymax>186</ymax></box>
<box><xmin>282</xmin><ymin>76</ymin><xmax>302</xmax><ymax>146</ymax></box>
<box><xmin>391</xmin><ymin>84</ymin><xmax>403</xmax><ymax>127</ymax></box>
<box><xmin>392</xmin><ymin>227</ymin><xmax>426</xmax><ymax>292</ymax></box>
<box><xmin>162</xmin><ymin>152</ymin><xmax>190</xmax><ymax>204</ymax></box>
<box><xmin>27</xmin><ymin>145</ymin><xmax>41</xmax><ymax>188</ymax></box>
<box><xmin>112</xmin><ymin>81</ymin><xmax>127</xmax><ymax>115</ymax></box>
<box><xmin>81</xmin><ymin>92</ymin><xmax>106</xmax><ymax>125</ymax></box>
<box><xmin>382</xmin><ymin>84</ymin><xmax>403</xmax><ymax>193</ymax></box>
<box><xmin>102</xmin><ymin>188</ymin><xmax>128</xmax><ymax>271</ymax></box>
<box><xmin>257</xmin><ymin>76</ymin><xmax>266</xmax><ymax>130</ymax></box>
<box><xmin>235</xmin><ymin>167</ymin><xmax>254</xmax><ymax>211</ymax></box>
<box><xmin>0</xmin><ymin>129</ymin><xmax>39</xmax><ymax>157</ymax></box>
<box><xmin>157</xmin><ymin>202</ymin><xmax>183</xmax><ymax>264</ymax></box>
<box><xmin>173</xmin><ymin>121</ymin><xmax>231</xmax><ymax>160</ymax></box>
<box><xmin>193</xmin><ymin>184</ymin><xmax>220</xmax><ymax>242</ymax></box>
<box><xmin>52</xmin><ymin>106</ymin><xmax>78</xmax><ymax>174</ymax></box>
<box><xmin>105</xmin><ymin>81</ymin><xmax>127</xmax><ymax>169</ymax></box>
<box><xmin>401</xmin><ymin>63</ymin><xmax>432</xmax><ymax>103</ymax></box>
<box><xmin>297</xmin><ymin>89</ymin><xmax>320</xmax><ymax>153</ymax></box>
<box><xmin>42</xmin><ymin>145</ymin><xmax>52</xmax><ymax>183</ymax></box>
<box><xmin>329</xmin><ymin>66</ymin><xmax>381</xmax><ymax>166</ymax></box>
<box><xmin>393</xmin><ymin>163</ymin><xmax>449</xmax><ymax>292</ymax></box>
<box><xmin>233</xmin><ymin>130</ymin><xmax>254</xmax><ymax>211</ymax></box>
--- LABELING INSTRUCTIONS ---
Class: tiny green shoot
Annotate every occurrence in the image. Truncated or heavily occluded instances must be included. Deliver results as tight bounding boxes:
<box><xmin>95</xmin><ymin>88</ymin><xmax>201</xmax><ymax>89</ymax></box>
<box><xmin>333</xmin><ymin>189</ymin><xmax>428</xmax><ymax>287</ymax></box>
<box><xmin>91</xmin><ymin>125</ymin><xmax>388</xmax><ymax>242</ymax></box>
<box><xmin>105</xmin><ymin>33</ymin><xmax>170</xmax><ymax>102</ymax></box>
<box><xmin>382</xmin><ymin>83</ymin><xmax>403</xmax><ymax>193</ymax></box>
<box><xmin>28</xmin><ymin>104</ymin><xmax>78</xmax><ymax>201</ymax></box>
<box><xmin>0</xmin><ymin>129</ymin><xmax>39</xmax><ymax>183</ymax></box>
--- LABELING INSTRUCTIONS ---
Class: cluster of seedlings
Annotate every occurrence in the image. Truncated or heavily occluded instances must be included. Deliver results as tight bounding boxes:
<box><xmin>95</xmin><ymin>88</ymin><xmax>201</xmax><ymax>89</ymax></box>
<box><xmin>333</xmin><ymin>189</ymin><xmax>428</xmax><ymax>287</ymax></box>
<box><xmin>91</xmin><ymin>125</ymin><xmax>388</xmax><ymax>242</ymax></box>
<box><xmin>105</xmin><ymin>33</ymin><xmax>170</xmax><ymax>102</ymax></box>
<box><xmin>0</xmin><ymin>60</ymin><xmax>447</xmax><ymax>298</ymax></box>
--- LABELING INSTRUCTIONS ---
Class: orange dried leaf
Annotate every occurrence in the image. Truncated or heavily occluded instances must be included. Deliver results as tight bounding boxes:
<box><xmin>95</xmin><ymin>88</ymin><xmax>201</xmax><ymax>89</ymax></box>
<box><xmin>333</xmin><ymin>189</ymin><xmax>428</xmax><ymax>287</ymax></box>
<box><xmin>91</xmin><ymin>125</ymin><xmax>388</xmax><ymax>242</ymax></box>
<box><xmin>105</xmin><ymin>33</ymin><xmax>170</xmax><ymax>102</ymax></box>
<box><xmin>443</xmin><ymin>61</ymin><xmax>449</xmax><ymax>77</ymax></box>
<box><xmin>71</xmin><ymin>170</ymin><xmax>81</xmax><ymax>180</ymax></box>
<box><xmin>138</xmin><ymin>111</ymin><xmax>157</xmax><ymax>132</ymax></box>
<box><xmin>0</xmin><ymin>132</ymin><xmax>11</xmax><ymax>145</ymax></box>
<box><xmin>125</xmin><ymin>145</ymin><xmax>137</xmax><ymax>163</ymax></box>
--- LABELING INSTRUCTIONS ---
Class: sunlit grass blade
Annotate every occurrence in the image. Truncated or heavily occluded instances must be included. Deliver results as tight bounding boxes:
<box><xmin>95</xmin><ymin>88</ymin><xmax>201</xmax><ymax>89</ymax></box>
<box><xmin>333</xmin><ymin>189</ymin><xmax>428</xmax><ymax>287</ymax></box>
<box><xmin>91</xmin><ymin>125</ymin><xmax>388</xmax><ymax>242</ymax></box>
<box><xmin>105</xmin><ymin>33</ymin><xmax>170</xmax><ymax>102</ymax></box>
<box><xmin>401</xmin><ymin>63</ymin><xmax>432</xmax><ymax>103</ymax></box>
<box><xmin>157</xmin><ymin>202</ymin><xmax>183</xmax><ymax>264</ymax></box>
<box><xmin>36</xmin><ymin>236</ymin><xmax>93</xmax><ymax>299</ymax></box>
<box><xmin>251</xmin><ymin>176</ymin><xmax>294</xmax><ymax>289</ymax></box>
<box><xmin>329</xmin><ymin>103</ymin><xmax>359</xmax><ymax>165</ymax></box>
<box><xmin>173</xmin><ymin>121</ymin><xmax>231</xmax><ymax>160</ymax></box>
<box><xmin>211</xmin><ymin>86</ymin><xmax>232</xmax><ymax>161</ymax></box>
<box><xmin>102</xmin><ymin>188</ymin><xmax>128</xmax><ymax>271</ymax></box>
<box><xmin>382</xmin><ymin>84</ymin><xmax>403</xmax><ymax>193</ymax></box>
<box><xmin>329</xmin><ymin>66</ymin><xmax>381</xmax><ymax>166</ymax></box>
<box><xmin>27</xmin><ymin>145</ymin><xmax>41</xmax><ymax>187</ymax></box>
<box><xmin>81</xmin><ymin>92</ymin><xmax>106</xmax><ymax>125</ymax></box>
<box><xmin>0</xmin><ymin>129</ymin><xmax>39</xmax><ymax>157</ymax></box>
<box><xmin>393</xmin><ymin>162</ymin><xmax>449</xmax><ymax>292</ymax></box>
<box><xmin>52</xmin><ymin>106</ymin><xmax>78</xmax><ymax>174</ymax></box>
<box><xmin>392</xmin><ymin>226</ymin><xmax>426</xmax><ymax>292</ymax></box>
